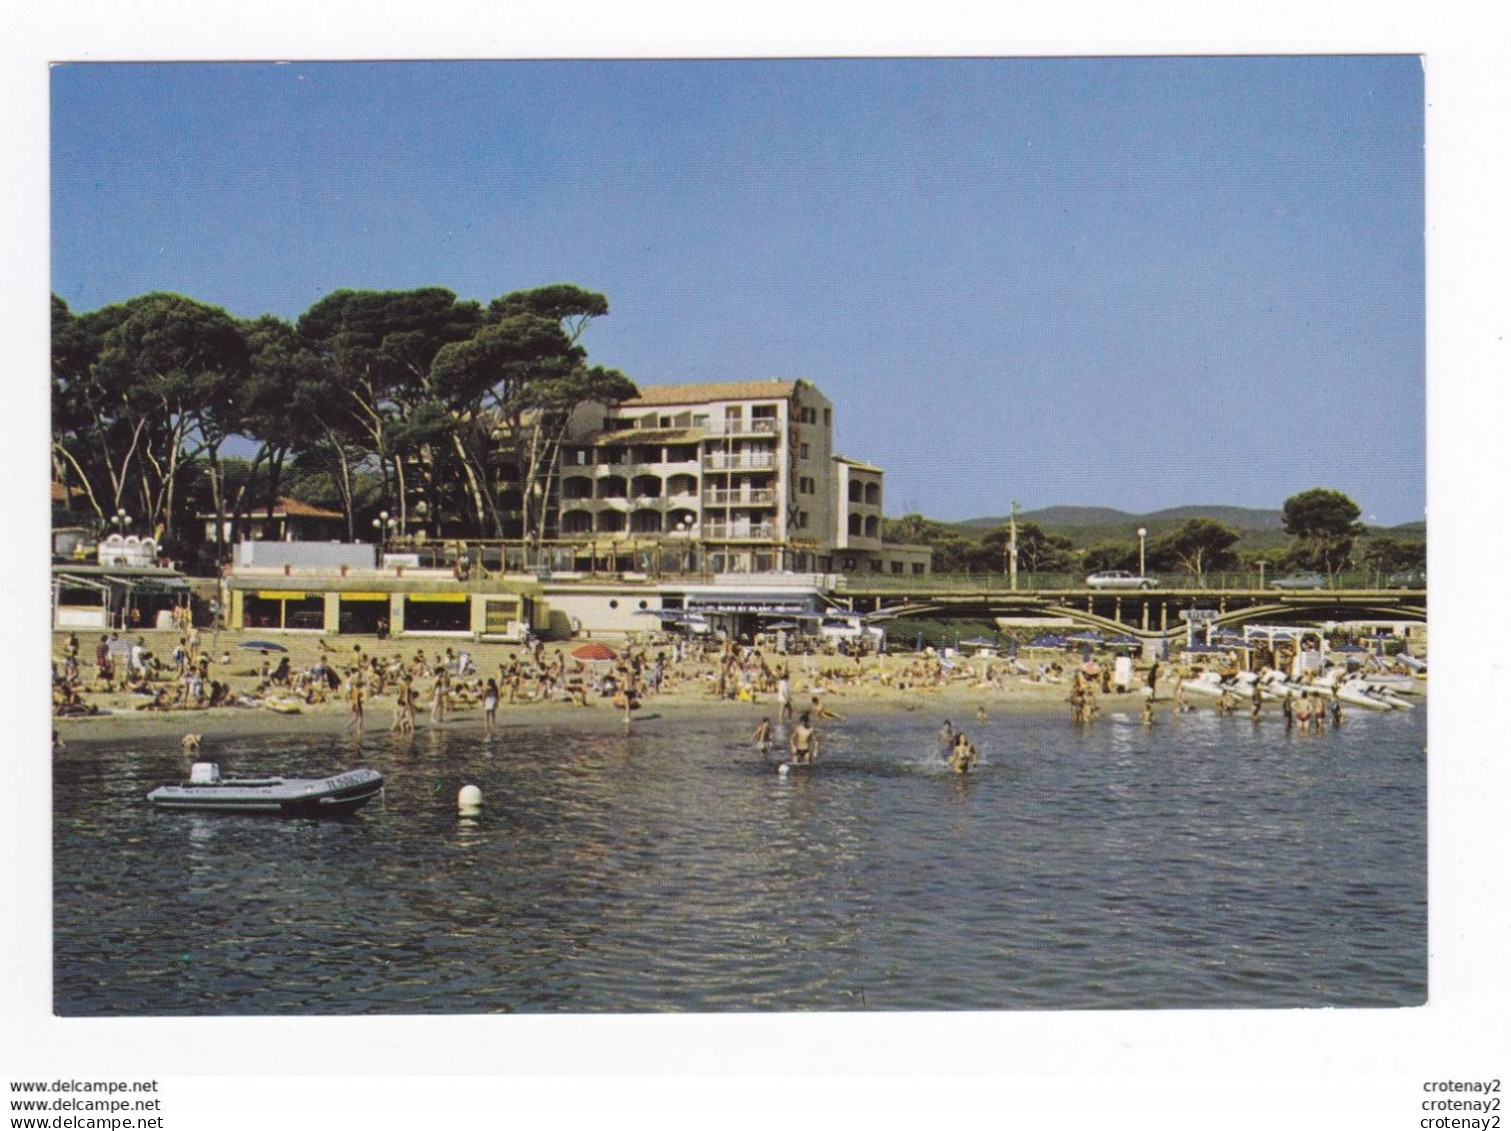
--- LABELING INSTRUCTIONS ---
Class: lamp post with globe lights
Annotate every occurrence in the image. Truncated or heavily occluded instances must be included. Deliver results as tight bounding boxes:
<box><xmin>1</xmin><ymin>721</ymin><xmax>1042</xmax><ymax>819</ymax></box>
<box><xmin>371</xmin><ymin>510</ymin><xmax>398</xmax><ymax>549</ymax></box>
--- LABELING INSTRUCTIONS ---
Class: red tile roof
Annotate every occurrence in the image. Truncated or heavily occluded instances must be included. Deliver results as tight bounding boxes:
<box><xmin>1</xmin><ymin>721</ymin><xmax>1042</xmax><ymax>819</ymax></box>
<box><xmin>621</xmin><ymin>379</ymin><xmax>801</xmax><ymax>407</ymax></box>
<box><xmin>197</xmin><ymin>497</ymin><xmax>343</xmax><ymax>520</ymax></box>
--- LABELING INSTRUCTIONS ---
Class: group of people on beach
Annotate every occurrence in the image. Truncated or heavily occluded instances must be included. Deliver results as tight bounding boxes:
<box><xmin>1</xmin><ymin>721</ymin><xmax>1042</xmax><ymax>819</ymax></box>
<box><xmin>54</xmin><ymin>623</ymin><xmax>1417</xmax><ymax>766</ymax></box>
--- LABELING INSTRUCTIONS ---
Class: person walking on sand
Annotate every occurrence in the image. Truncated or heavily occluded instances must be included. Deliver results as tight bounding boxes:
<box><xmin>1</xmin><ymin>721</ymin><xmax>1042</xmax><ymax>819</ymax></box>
<box><xmin>429</xmin><ymin>668</ymin><xmax>449</xmax><ymax>725</ymax></box>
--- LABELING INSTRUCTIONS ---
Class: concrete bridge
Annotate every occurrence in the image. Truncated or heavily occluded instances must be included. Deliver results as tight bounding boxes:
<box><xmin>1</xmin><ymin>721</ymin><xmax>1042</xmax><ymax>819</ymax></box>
<box><xmin>834</xmin><ymin>585</ymin><xmax>1427</xmax><ymax>642</ymax></box>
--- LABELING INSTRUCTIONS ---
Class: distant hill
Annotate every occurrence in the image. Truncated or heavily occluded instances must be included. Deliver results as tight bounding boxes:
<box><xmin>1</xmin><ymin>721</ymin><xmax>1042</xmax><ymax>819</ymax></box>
<box><xmin>931</xmin><ymin>504</ymin><xmax>1423</xmax><ymax>555</ymax></box>
<box><xmin>960</xmin><ymin>505</ymin><xmax>1286</xmax><ymax>533</ymax></box>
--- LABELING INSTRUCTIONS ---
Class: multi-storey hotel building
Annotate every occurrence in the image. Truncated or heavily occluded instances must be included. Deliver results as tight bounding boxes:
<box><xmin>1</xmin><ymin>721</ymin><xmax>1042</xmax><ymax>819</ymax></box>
<box><xmin>557</xmin><ymin>379</ymin><xmax>929</xmax><ymax>577</ymax></box>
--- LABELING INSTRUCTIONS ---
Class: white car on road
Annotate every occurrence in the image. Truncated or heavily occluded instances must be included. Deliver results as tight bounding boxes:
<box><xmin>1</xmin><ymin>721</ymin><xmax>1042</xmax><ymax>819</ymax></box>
<box><xmin>1085</xmin><ymin>570</ymin><xmax>1158</xmax><ymax>590</ymax></box>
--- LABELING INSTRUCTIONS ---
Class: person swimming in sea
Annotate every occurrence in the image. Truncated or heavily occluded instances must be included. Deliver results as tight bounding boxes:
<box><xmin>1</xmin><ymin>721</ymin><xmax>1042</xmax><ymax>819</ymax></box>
<box><xmin>949</xmin><ymin>730</ymin><xmax>979</xmax><ymax>774</ymax></box>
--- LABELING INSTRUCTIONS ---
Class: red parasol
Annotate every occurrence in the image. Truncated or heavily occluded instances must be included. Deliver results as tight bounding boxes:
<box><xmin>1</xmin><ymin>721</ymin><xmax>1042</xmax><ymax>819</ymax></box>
<box><xmin>571</xmin><ymin>642</ymin><xmax>618</xmax><ymax>662</ymax></box>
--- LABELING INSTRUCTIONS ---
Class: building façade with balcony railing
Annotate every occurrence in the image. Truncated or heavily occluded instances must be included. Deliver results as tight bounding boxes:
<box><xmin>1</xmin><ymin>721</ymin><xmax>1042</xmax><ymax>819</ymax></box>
<box><xmin>552</xmin><ymin>378</ymin><xmax>929</xmax><ymax>577</ymax></box>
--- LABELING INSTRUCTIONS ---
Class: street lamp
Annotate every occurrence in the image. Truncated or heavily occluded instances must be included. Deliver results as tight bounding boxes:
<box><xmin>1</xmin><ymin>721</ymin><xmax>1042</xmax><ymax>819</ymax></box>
<box><xmin>371</xmin><ymin>510</ymin><xmax>397</xmax><ymax>545</ymax></box>
<box><xmin>1137</xmin><ymin>527</ymin><xmax>1147</xmax><ymax>578</ymax></box>
<box><xmin>676</xmin><ymin>515</ymin><xmax>697</xmax><ymax>574</ymax></box>
<box><xmin>112</xmin><ymin>508</ymin><xmax>133</xmax><ymax>536</ymax></box>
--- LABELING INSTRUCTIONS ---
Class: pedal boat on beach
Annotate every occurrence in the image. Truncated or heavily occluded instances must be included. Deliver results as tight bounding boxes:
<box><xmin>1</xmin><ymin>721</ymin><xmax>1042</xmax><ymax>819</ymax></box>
<box><xmin>147</xmin><ymin>762</ymin><xmax>384</xmax><ymax>816</ymax></box>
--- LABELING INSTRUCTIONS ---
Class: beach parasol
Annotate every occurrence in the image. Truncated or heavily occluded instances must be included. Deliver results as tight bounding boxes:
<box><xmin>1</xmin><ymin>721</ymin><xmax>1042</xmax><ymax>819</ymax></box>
<box><xmin>237</xmin><ymin>640</ymin><xmax>288</xmax><ymax>652</ymax></box>
<box><xmin>571</xmin><ymin>642</ymin><xmax>618</xmax><ymax>662</ymax></box>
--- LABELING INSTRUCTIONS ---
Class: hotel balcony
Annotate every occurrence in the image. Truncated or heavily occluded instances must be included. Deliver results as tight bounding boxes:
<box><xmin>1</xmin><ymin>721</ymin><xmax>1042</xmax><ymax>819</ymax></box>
<box><xmin>703</xmin><ymin>453</ymin><xmax>778</xmax><ymax>472</ymax></box>
<box><xmin>703</xmin><ymin>418</ymin><xmax>780</xmax><ymax>437</ymax></box>
<box><xmin>703</xmin><ymin>487</ymin><xmax>777</xmax><ymax>507</ymax></box>
<box><xmin>703</xmin><ymin>522</ymin><xmax>778</xmax><ymax>541</ymax></box>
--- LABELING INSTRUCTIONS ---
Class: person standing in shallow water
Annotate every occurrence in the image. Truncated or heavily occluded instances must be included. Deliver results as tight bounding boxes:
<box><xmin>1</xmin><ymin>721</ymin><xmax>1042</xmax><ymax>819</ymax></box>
<box><xmin>789</xmin><ymin>712</ymin><xmax>817</xmax><ymax>764</ymax></box>
<box><xmin>344</xmin><ymin>671</ymin><xmax>364</xmax><ymax>736</ymax></box>
<box><xmin>752</xmin><ymin>718</ymin><xmax>773</xmax><ymax>755</ymax></box>
<box><xmin>484</xmin><ymin>678</ymin><xmax>499</xmax><ymax>736</ymax></box>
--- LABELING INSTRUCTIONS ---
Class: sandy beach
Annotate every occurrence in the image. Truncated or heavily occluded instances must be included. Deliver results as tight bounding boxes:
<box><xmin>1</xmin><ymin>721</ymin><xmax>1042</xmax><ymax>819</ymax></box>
<box><xmin>53</xmin><ymin>626</ymin><xmax>1120</xmax><ymax>747</ymax></box>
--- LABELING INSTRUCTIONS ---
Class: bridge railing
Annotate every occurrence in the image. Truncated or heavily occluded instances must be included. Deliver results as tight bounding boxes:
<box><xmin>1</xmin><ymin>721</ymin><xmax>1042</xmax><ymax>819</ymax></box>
<box><xmin>842</xmin><ymin>569</ymin><xmax>1418</xmax><ymax>592</ymax></box>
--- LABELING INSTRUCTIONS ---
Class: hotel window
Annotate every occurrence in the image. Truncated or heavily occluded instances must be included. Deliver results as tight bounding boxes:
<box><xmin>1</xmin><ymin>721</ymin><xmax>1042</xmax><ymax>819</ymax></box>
<box><xmin>799</xmin><ymin>442</ymin><xmax>810</xmax><ymax>459</ymax></box>
<box><xmin>824</xmin><ymin>408</ymin><xmax>832</xmax><ymax>427</ymax></box>
<box><xmin>797</xmin><ymin>510</ymin><xmax>809</xmax><ymax>529</ymax></box>
<box><xmin>869</xmin><ymin>560</ymin><xmax>883</xmax><ymax>573</ymax></box>
<box><xmin>912</xmin><ymin>563</ymin><xmax>926</xmax><ymax>575</ymax></box>
<box><xmin>891</xmin><ymin>561</ymin><xmax>905</xmax><ymax>575</ymax></box>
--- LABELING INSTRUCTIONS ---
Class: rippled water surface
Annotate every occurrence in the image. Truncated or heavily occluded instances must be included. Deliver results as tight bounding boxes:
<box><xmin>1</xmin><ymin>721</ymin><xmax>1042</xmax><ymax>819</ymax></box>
<box><xmin>54</xmin><ymin>703</ymin><xmax>1426</xmax><ymax>1014</ymax></box>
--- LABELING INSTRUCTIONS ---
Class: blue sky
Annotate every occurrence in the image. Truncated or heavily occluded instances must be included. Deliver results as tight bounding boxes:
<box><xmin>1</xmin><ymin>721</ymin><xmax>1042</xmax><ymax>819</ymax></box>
<box><xmin>51</xmin><ymin>57</ymin><xmax>1425</xmax><ymax>525</ymax></box>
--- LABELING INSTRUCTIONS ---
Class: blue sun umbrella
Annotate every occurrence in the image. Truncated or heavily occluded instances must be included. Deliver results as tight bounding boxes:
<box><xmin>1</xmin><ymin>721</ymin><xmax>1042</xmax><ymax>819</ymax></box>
<box><xmin>237</xmin><ymin>640</ymin><xmax>289</xmax><ymax>652</ymax></box>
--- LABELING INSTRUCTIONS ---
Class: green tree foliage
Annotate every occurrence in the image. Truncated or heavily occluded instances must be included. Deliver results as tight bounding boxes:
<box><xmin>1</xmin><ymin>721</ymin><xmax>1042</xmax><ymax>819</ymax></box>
<box><xmin>1083</xmin><ymin>541</ymin><xmax>1138</xmax><ymax>573</ymax></box>
<box><xmin>1155</xmin><ymin>517</ymin><xmax>1241</xmax><ymax>582</ymax></box>
<box><xmin>1282</xmin><ymin>488</ymin><xmax>1365</xmax><ymax>578</ymax></box>
<box><xmin>432</xmin><ymin>285</ymin><xmax>635</xmax><ymax>540</ymax></box>
<box><xmin>881</xmin><ymin>514</ymin><xmax>975</xmax><ymax>573</ymax></box>
<box><xmin>296</xmin><ymin>287</ymin><xmax>483</xmax><ymax>536</ymax></box>
<box><xmin>51</xmin><ymin>283</ymin><xmax>636</xmax><ymax>553</ymax></box>
<box><xmin>57</xmin><ymin>292</ymin><xmax>249</xmax><ymax>545</ymax></box>
<box><xmin>1360</xmin><ymin>536</ymin><xmax>1426</xmax><ymax>578</ymax></box>
<box><xmin>979</xmin><ymin>521</ymin><xmax>1075</xmax><ymax>574</ymax></box>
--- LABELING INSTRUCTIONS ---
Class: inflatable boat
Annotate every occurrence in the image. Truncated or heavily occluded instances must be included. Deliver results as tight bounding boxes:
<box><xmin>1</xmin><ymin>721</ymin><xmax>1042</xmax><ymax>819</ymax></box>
<box><xmin>147</xmin><ymin>763</ymin><xmax>384</xmax><ymax>816</ymax></box>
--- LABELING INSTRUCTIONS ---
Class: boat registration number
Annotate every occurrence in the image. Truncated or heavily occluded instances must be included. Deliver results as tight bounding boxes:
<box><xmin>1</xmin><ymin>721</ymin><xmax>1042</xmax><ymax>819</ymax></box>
<box><xmin>327</xmin><ymin>771</ymin><xmax>374</xmax><ymax>790</ymax></box>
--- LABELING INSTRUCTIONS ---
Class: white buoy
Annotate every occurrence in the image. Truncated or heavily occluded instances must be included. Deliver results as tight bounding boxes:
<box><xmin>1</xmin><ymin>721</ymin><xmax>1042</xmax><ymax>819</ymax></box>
<box><xmin>458</xmin><ymin>784</ymin><xmax>482</xmax><ymax>816</ymax></box>
<box><xmin>777</xmin><ymin>764</ymin><xmax>789</xmax><ymax>777</ymax></box>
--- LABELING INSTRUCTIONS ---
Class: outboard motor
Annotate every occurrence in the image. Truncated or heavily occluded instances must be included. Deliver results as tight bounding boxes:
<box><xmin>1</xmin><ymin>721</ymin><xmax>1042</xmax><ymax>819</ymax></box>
<box><xmin>189</xmin><ymin>762</ymin><xmax>221</xmax><ymax>784</ymax></box>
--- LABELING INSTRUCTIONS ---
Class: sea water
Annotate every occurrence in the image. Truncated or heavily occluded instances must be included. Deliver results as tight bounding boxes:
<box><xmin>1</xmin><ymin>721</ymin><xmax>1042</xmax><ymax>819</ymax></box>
<box><xmin>53</xmin><ymin>703</ymin><xmax>1426</xmax><ymax>1014</ymax></box>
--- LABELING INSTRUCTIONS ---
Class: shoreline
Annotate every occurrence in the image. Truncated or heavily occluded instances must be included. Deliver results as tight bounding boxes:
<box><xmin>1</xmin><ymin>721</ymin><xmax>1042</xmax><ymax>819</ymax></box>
<box><xmin>54</xmin><ymin>680</ymin><xmax>1085</xmax><ymax>747</ymax></box>
<box><xmin>53</xmin><ymin>626</ymin><xmax>1422</xmax><ymax>749</ymax></box>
